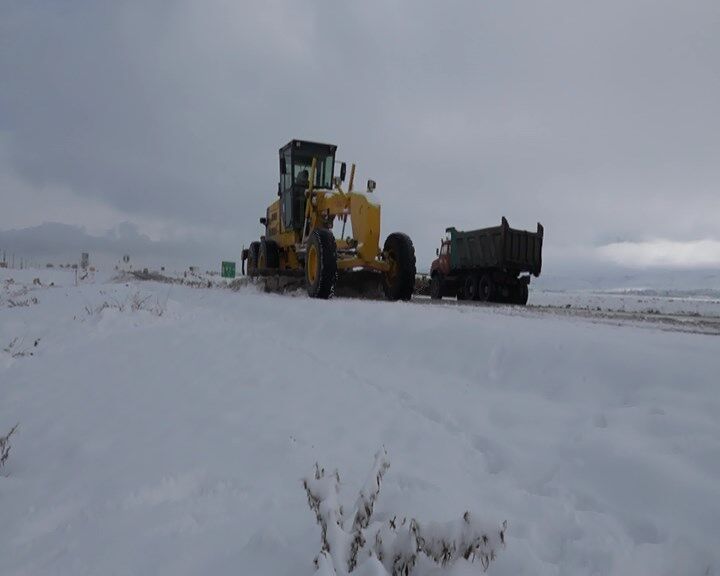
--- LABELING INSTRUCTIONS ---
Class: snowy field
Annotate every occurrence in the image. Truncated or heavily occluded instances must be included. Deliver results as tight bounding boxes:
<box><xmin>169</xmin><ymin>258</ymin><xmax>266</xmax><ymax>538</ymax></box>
<box><xmin>1</xmin><ymin>269</ymin><xmax>719</xmax><ymax>575</ymax></box>
<box><xmin>531</xmin><ymin>289</ymin><xmax>720</xmax><ymax>318</ymax></box>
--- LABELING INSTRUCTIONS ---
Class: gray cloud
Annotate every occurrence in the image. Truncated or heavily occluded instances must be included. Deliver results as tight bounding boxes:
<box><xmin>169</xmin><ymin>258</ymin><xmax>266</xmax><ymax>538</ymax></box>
<box><xmin>2</xmin><ymin>0</ymin><xmax>719</xmax><ymax>273</ymax></box>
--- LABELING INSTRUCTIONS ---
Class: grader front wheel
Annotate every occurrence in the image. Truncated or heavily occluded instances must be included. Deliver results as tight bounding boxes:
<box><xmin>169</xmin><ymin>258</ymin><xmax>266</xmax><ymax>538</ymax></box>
<box><xmin>382</xmin><ymin>233</ymin><xmax>416</xmax><ymax>301</ymax></box>
<box><xmin>305</xmin><ymin>229</ymin><xmax>337</xmax><ymax>299</ymax></box>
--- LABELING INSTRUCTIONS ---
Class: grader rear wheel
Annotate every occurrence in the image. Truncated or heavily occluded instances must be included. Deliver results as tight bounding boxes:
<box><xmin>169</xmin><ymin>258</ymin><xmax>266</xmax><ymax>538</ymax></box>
<box><xmin>247</xmin><ymin>242</ymin><xmax>260</xmax><ymax>276</ymax></box>
<box><xmin>382</xmin><ymin>233</ymin><xmax>416</xmax><ymax>301</ymax></box>
<box><xmin>305</xmin><ymin>229</ymin><xmax>337</xmax><ymax>299</ymax></box>
<box><xmin>259</xmin><ymin>240</ymin><xmax>279</xmax><ymax>269</ymax></box>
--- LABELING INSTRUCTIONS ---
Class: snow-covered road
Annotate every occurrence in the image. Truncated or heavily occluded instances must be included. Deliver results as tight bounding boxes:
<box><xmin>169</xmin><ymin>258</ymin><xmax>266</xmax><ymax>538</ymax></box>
<box><xmin>1</xmin><ymin>272</ymin><xmax>719</xmax><ymax>575</ymax></box>
<box><xmin>413</xmin><ymin>295</ymin><xmax>720</xmax><ymax>336</ymax></box>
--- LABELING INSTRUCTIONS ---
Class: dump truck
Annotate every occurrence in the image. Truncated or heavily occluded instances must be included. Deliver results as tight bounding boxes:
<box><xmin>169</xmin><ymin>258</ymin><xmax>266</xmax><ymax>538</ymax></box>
<box><xmin>429</xmin><ymin>217</ymin><xmax>543</xmax><ymax>305</ymax></box>
<box><xmin>241</xmin><ymin>140</ymin><xmax>416</xmax><ymax>300</ymax></box>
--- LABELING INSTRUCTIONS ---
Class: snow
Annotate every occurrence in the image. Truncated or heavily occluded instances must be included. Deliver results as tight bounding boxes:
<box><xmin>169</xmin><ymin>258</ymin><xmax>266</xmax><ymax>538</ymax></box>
<box><xmin>531</xmin><ymin>289</ymin><xmax>720</xmax><ymax>318</ymax></box>
<box><xmin>1</xmin><ymin>269</ymin><xmax>719</xmax><ymax>575</ymax></box>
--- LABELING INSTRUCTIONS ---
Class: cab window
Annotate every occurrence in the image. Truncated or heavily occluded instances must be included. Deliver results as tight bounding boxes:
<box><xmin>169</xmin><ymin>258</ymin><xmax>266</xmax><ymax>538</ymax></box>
<box><xmin>281</xmin><ymin>150</ymin><xmax>292</xmax><ymax>192</ymax></box>
<box><xmin>293</xmin><ymin>155</ymin><xmax>333</xmax><ymax>189</ymax></box>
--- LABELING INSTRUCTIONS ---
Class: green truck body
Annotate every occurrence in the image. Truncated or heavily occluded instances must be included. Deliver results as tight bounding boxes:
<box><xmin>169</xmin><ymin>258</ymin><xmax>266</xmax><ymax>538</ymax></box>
<box><xmin>447</xmin><ymin>217</ymin><xmax>543</xmax><ymax>277</ymax></box>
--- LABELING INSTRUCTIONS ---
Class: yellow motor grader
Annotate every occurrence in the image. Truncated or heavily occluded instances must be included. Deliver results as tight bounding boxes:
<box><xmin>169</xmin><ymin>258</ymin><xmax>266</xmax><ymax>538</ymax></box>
<box><xmin>241</xmin><ymin>140</ymin><xmax>415</xmax><ymax>300</ymax></box>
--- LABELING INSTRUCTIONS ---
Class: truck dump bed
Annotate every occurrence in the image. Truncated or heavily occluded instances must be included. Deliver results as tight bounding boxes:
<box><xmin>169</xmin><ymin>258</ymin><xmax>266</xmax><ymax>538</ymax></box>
<box><xmin>447</xmin><ymin>217</ymin><xmax>543</xmax><ymax>277</ymax></box>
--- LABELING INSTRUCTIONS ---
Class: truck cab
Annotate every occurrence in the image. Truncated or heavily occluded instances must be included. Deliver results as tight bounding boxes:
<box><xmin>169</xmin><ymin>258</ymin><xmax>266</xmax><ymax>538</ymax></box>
<box><xmin>430</xmin><ymin>238</ymin><xmax>452</xmax><ymax>278</ymax></box>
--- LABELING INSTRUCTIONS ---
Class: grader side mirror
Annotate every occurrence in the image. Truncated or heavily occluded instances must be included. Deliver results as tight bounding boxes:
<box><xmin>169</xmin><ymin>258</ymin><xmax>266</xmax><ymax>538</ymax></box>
<box><xmin>339</xmin><ymin>162</ymin><xmax>347</xmax><ymax>182</ymax></box>
<box><xmin>367</xmin><ymin>179</ymin><xmax>376</xmax><ymax>192</ymax></box>
<box><xmin>280</xmin><ymin>157</ymin><xmax>287</xmax><ymax>175</ymax></box>
<box><xmin>277</xmin><ymin>182</ymin><xmax>281</xmax><ymax>196</ymax></box>
<box><xmin>436</xmin><ymin>248</ymin><xmax>439</xmax><ymax>256</ymax></box>
<box><xmin>260</xmin><ymin>217</ymin><xmax>267</xmax><ymax>226</ymax></box>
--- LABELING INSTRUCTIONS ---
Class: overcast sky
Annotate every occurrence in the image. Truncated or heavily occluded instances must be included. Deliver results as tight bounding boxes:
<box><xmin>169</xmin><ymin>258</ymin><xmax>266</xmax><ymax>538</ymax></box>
<box><xmin>1</xmin><ymin>0</ymin><xmax>719</xmax><ymax>274</ymax></box>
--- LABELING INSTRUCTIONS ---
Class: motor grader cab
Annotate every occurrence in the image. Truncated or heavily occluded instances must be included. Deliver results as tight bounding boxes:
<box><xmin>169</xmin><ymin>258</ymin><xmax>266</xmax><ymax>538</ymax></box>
<box><xmin>278</xmin><ymin>141</ymin><xmax>336</xmax><ymax>233</ymax></box>
<box><xmin>242</xmin><ymin>139</ymin><xmax>416</xmax><ymax>300</ymax></box>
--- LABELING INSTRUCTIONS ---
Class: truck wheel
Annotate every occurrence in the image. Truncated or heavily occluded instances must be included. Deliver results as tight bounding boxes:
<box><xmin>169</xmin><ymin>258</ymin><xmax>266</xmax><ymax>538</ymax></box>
<box><xmin>508</xmin><ymin>283</ymin><xmax>528</xmax><ymax>305</ymax></box>
<box><xmin>478</xmin><ymin>274</ymin><xmax>494</xmax><ymax>302</ymax></box>
<box><xmin>259</xmin><ymin>240</ymin><xmax>279</xmax><ymax>269</ymax></box>
<box><xmin>383</xmin><ymin>233</ymin><xmax>416</xmax><ymax>301</ymax></box>
<box><xmin>430</xmin><ymin>274</ymin><xmax>443</xmax><ymax>300</ymax></box>
<box><xmin>465</xmin><ymin>276</ymin><xmax>480</xmax><ymax>301</ymax></box>
<box><xmin>516</xmin><ymin>283</ymin><xmax>529</xmax><ymax>305</ymax></box>
<box><xmin>247</xmin><ymin>242</ymin><xmax>260</xmax><ymax>276</ymax></box>
<box><xmin>305</xmin><ymin>229</ymin><xmax>337</xmax><ymax>299</ymax></box>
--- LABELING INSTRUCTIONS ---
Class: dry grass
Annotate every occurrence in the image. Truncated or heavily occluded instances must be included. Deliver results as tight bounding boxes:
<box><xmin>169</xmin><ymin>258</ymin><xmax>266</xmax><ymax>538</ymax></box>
<box><xmin>3</xmin><ymin>337</ymin><xmax>40</xmax><ymax>358</ymax></box>
<box><xmin>303</xmin><ymin>450</ymin><xmax>506</xmax><ymax>575</ymax></box>
<box><xmin>84</xmin><ymin>291</ymin><xmax>167</xmax><ymax>317</ymax></box>
<box><xmin>0</xmin><ymin>424</ymin><xmax>18</xmax><ymax>471</ymax></box>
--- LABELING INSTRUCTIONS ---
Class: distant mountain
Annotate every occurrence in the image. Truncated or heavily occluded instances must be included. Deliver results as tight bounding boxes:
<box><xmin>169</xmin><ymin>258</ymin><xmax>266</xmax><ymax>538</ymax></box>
<box><xmin>0</xmin><ymin>222</ymin><xmax>223</xmax><ymax>270</ymax></box>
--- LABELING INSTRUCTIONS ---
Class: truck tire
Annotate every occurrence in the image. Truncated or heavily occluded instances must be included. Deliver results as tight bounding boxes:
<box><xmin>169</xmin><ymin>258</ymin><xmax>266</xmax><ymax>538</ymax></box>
<box><xmin>305</xmin><ymin>229</ymin><xmax>337</xmax><ymax>299</ymax></box>
<box><xmin>259</xmin><ymin>240</ymin><xmax>279</xmax><ymax>269</ymax></box>
<box><xmin>430</xmin><ymin>274</ymin><xmax>443</xmax><ymax>300</ymax></box>
<box><xmin>515</xmin><ymin>283</ymin><xmax>529</xmax><ymax>305</ymax></box>
<box><xmin>478</xmin><ymin>274</ymin><xmax>493</xmax><ymax>302</ymax></box>
<box><xmin>465</xmin><ymin>275</ymin><xmax>480</xmax><ymax>301</ymax></box>
<box><xmin>383</xmin><ymin>233</ymin><xmax>416</xmax><ymax>301</ymax></box>
<box><xmin>247</xmin><ymin>242</ymin><xmax>260</xmax><ymax>276</ymax></box>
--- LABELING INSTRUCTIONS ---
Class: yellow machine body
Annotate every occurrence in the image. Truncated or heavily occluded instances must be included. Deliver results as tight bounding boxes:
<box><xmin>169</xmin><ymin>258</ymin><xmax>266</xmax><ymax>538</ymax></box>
<box><xmin>243</xmin><ymin>140</ymin><xmax>415</xmax><ymax>301</ymax></box>
<box><xmin>264</xmin><ymin>160</ymin><xmax>389</xmax><ymax>274</ymax></box>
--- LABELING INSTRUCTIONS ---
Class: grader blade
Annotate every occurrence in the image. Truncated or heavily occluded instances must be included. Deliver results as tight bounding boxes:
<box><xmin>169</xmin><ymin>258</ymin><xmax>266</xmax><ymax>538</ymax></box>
<box><xmin>247</xmin><ymin>270</ymin><xmax>384</xmax><ymax>299</ymax></box>
<box><xmin>334</xmin><ymin>270</ymin><xmax>384</xmax><ymax>299</ymax></box>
